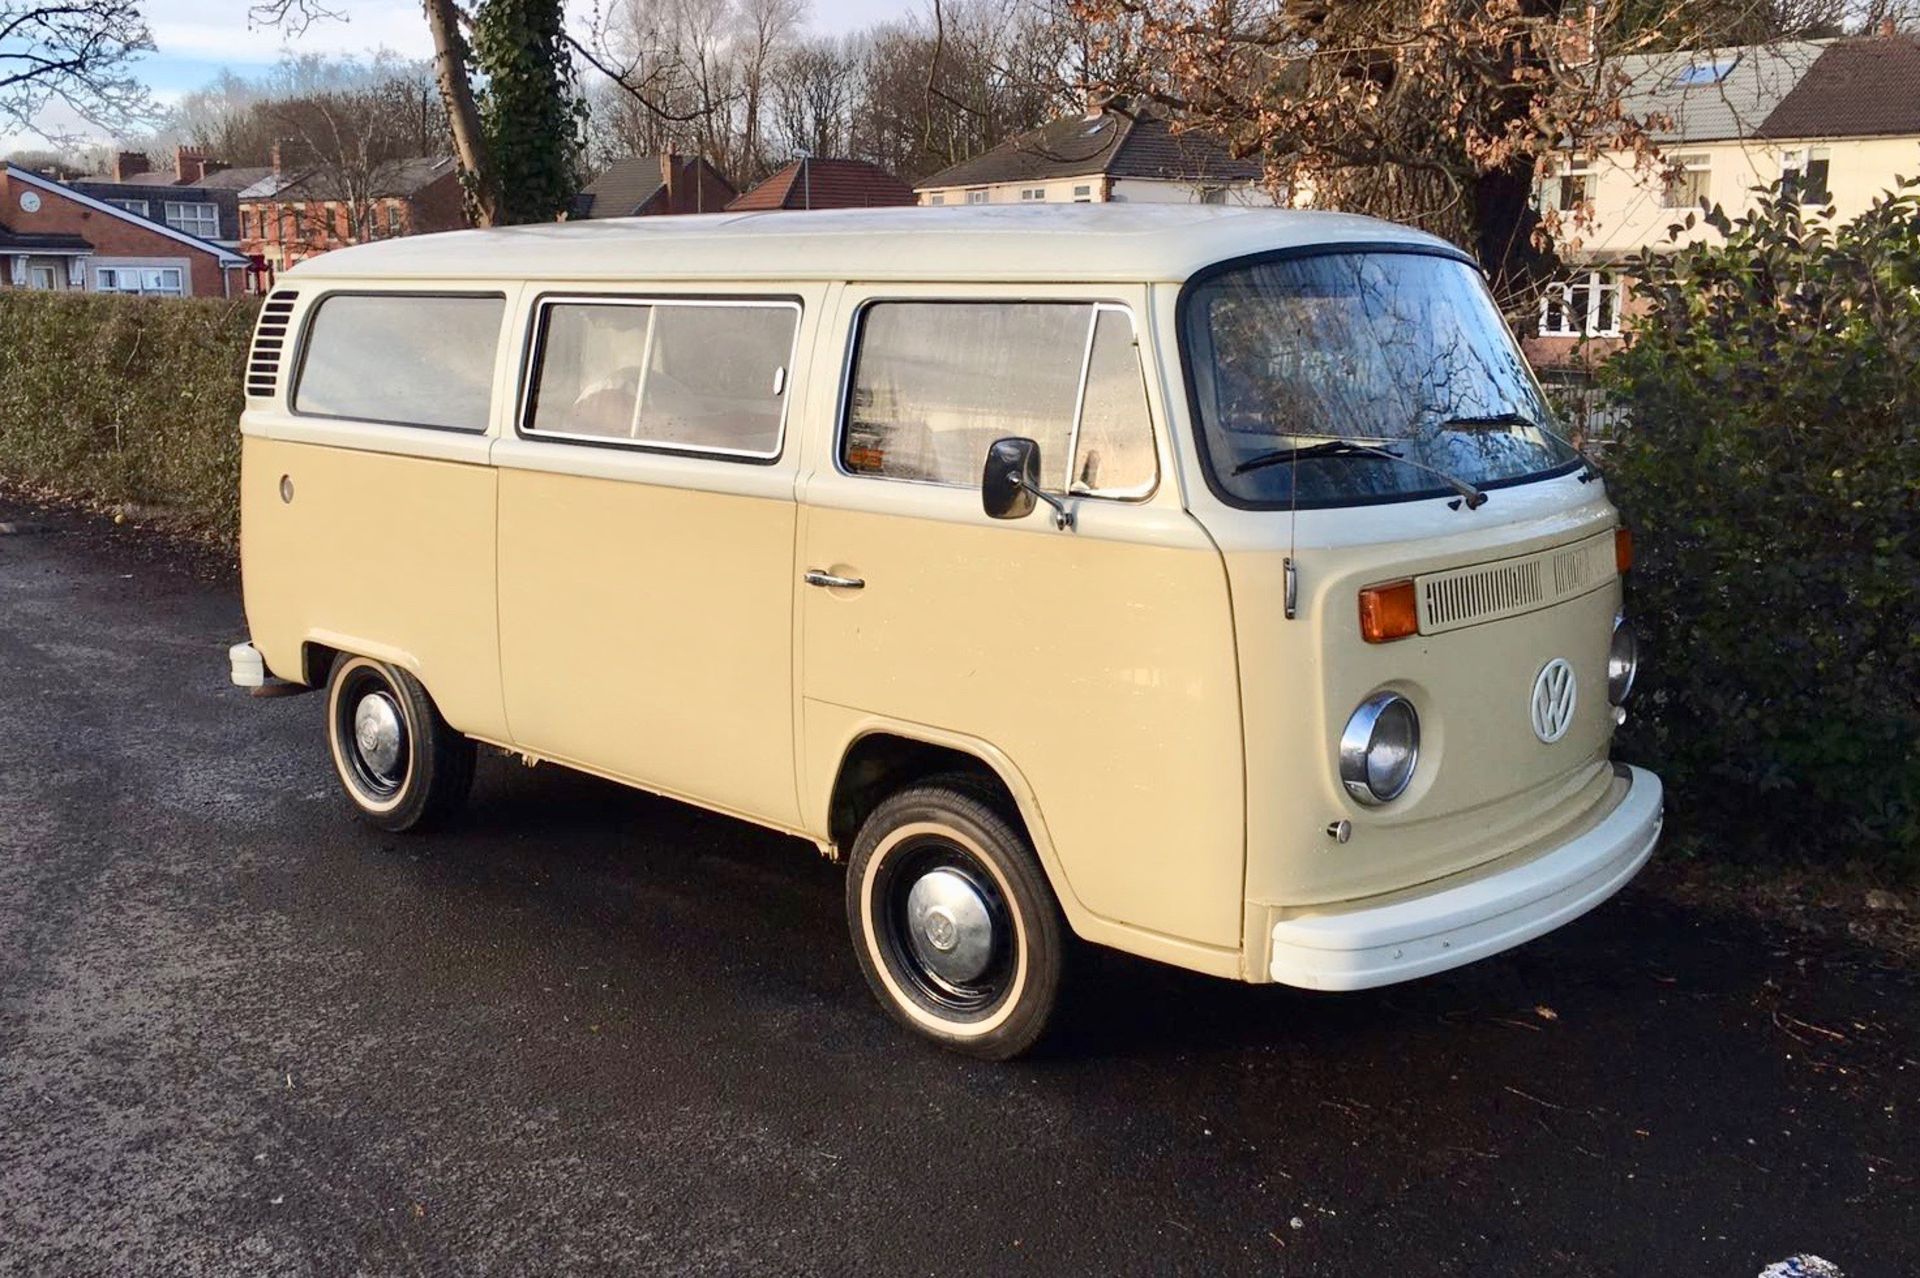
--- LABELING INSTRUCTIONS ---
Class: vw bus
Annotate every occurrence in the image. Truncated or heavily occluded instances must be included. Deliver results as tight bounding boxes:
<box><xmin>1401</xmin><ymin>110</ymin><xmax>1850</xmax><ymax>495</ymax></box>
<box><xmin>229</xmin><ymin>206</ymin><xmax>1661</xmax><ymax>1058</ymax></box>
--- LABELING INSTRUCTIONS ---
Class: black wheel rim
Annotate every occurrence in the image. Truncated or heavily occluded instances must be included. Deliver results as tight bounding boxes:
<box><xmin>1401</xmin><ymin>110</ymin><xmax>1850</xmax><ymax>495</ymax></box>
<box><xmin>333</xmin><ymin>666</ymin><xmax>410</xmax><ymax>802</ymax></box>
<box><xmin>871</xmin><ymin>835</ymin><xmax>1016</xmax><ymax>1020</ymax></box>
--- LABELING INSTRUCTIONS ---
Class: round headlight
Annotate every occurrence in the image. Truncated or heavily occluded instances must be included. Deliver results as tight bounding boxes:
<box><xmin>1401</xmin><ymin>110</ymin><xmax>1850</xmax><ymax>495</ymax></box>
<box><xmin>1340</xmin><ymin>691</ymin><xmax>1420</xmax><ymax>806</ymax></box>
<box><xmin>1608</xmin><ymin>616</ymin><xmax>1639</xmax><ymax>706</ymax></box>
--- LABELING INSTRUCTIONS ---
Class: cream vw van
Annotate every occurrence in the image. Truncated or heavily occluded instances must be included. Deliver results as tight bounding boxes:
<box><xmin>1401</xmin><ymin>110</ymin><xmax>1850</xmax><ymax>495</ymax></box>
<box><xmin>230</xmin><ymin>205</ymin><xmax>1661</xmax><ymax>1058</ymax></box>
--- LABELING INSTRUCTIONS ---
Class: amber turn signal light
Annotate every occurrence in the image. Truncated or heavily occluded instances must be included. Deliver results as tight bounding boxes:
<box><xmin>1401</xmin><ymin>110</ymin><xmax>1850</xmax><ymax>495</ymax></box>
<box><xmin>1359</xmin><ymin>580</ymin><xmax>1419</xmax><ymax>644</ymax></box>
<box><xmin>1615</xmin><ymin>526</ymin><xmax>1634</xmax><ymax>575</ymax></box>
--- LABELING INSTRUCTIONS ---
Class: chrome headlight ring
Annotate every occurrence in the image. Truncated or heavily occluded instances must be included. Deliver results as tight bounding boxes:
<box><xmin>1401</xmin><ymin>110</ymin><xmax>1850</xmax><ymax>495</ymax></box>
<box><xmin>1339</xmin><ymin>690</ymin><xmax>1421</xmax><ymax>806</ymax></box>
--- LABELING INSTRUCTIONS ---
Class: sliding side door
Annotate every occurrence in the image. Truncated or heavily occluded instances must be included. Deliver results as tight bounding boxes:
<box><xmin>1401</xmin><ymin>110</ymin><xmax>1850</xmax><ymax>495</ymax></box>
<box><xmin>493</xmin><ymin>288</ymin><xmax>816</xmax><ymax>830</ymax></box>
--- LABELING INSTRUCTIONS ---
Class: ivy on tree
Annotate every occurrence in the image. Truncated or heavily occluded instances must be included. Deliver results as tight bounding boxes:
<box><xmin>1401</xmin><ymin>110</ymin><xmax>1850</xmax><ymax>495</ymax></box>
<box><xmin>471</xmin><ymin>0</ymin><xmax>586</xmax><ymax>225</ymax></box>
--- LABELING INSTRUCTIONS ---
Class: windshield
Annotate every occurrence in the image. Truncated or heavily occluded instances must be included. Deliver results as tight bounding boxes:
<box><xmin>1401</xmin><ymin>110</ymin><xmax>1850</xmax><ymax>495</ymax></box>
<box><xmin>1182</xmin><ymin>251</ymin><xmax>1579</xmax><ymax>507</ymax></box>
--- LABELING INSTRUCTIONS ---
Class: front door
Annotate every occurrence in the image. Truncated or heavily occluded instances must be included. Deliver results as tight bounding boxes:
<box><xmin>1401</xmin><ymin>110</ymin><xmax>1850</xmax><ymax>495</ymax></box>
<box><xmin>494</xmin><ymin>289</ymin><xmax>815</xmax><ymax>829</ymax></box>
<box><xmin>797</xmin><ymin>286</ymin><xmax>1247</xmax><ymax>949</ymax></box>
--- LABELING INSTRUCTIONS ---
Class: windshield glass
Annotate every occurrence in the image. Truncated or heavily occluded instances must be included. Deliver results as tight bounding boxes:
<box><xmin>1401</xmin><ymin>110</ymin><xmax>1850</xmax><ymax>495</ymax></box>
<box><xmin>1182</xmin><ymin>252</ymin><xmax>1578</xmax><ymax>506</ymax></box>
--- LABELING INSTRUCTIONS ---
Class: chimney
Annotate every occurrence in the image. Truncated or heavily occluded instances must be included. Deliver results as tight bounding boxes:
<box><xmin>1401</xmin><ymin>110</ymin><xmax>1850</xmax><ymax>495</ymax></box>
<box><xmin>271</xmin><ymin>140</ymin><xmax>284</xmax><ymax>176</ymax></box>
<box><xmin>1882</xmin><ymin>16</ymin><xmax>1897</xmax><ymax>36</ymax></box>
<box><xmin>176</xmin><ymin>145</ymin><xmax>207</xmax><ymax>183</ymax></box>
<box><xmin>661</xmin><ymin>152</ymin><xmax>679</xmax><ymax>211</ymax></box>
<box><xmin>112</xmin><ymin>150</ymin><xmax>149</xmax><ymax>181</ymax></box>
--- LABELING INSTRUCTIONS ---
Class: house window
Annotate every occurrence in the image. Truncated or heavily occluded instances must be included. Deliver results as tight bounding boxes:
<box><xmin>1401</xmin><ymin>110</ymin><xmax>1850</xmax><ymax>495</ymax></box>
<box><xmin>386</xmin><ymin>202</ymin><xmax>400</xmax><ymax>236</ymax></box>
<box><xmin>928</xmin><ymin>193</ymin><xmax>946</xmax><ymax>206</ymax></box>
<box><xmin>1020</xmin><ymin>187</ymin><xmax>1046</xmax><ymax>201</ymax></box>
<box><xmin>1672</xmin><ymin>55</ymin><xmax>1738</xmax><ymax>87</ymax></box>
<box><xmin>1072</xmin><ymin>185</ymin><xmax>1093</xmax><ymax>203</ymax></box>
<box><xmin>1198</xmin><ymin>187</ymin><xmax>1228</xmax><ymax>205</ymax></box>
<box><xmin>1539</xmin><ymin>270</ymin><xmax>1622</xmax><ymax>338</ymax></box>
<box><xmin>1548</xmin><ymin>157</ymin><xmax>1594</xmax><ymax>211</ymax></box>
<box><xmin>1781</xmin><ymin>148</ymin><xmax>1830</xmax><ymax>204</ymax></box>
<box><xmin>1661</xmin><ymin>153</ymin><xmax>1711</xmax><ymax>207</ymax></box>
<box><xmin>27</xmin><ymin>264</ymin><xmax>58</xmax><ymax>290</ymax></box>
<box><xmin>109</xmin><ymin>198</ymin><xmax>149</xmax><ymax>218</ymax></box>
<box><xmin>965</xmin><ymin>189</ymin><xmax>988</xmax><ymax>205</ymax></box>
<box><xmin>162</xmin><ymin>201</ymin><xmax>219</xmax><ymax>239</ymax></box>
<box><xmin>95</xmin><ymin>266</ymin><xmax>185</xmax><ymax>296</ymax></box>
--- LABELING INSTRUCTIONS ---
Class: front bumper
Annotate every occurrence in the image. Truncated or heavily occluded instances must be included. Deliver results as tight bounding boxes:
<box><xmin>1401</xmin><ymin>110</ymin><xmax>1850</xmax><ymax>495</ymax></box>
<box><xmin>1269</xmin><ymin>764</ymin><xmax>1662</xmax><ymax>990</ymax></box>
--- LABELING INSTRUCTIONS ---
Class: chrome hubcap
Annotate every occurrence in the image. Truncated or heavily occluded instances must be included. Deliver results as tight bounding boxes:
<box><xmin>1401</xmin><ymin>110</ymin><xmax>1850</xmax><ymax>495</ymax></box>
<box><xmin>904</xmin><ymin>868</ymin><xmax>995</xmax><ymax>985</ymax></box>
<box><xmin>353</xmin><ymin>692</ymin><xmax>404</xmax><ymax>780</ymax></box>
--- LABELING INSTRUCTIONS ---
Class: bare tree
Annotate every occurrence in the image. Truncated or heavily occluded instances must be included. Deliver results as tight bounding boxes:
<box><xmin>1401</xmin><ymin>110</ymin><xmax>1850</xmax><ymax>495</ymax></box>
<box><xmin>1</xmin><ymin>0</ymin><xmax>154</xmax><ymax>141</ymax></box>
<box><xmin>767</xmin><ymin>34</ymin><xmax>860</xmax><ymax>159</ymax></box>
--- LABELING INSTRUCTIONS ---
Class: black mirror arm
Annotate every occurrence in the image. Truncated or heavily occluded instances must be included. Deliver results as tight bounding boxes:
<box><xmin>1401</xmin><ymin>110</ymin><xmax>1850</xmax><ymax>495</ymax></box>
<box><xmin>1006</xmin><ymin>470</ymin><xmax>1075</xmax><ymax>531</ymax></box>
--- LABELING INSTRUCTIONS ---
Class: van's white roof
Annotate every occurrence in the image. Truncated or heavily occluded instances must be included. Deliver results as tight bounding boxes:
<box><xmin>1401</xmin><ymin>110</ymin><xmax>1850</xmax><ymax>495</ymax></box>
<box><xmin>285</xmin><ymin>204</ymin><xmax>1460</xmax><ymax>284</ymax></box>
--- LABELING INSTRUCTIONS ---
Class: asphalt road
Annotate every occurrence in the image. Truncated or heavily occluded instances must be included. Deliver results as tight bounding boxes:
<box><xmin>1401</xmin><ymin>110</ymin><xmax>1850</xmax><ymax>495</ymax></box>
<box><xmin>0</xmin><ymin>500</ymin><xmax>1913</xmax><ymax>1278</ymax></box>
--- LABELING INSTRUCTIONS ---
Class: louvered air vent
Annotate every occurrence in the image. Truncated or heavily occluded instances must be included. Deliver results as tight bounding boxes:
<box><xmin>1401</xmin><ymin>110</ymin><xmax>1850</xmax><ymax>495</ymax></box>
<box><xmin>246</xmin><ymin>290</ymin><xmax>298</xmax><ymax>400</ymax></box>
<box><xmin>1414</xmin><ymin>531</ymin><xmax>1616</xmax><ymax>635</ymax></box>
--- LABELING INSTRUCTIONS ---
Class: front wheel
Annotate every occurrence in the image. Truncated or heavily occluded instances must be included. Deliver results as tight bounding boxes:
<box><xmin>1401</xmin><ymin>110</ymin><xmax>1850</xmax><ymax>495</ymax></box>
<box><xmin>846</xmin><ymin>779</ymin><xmax>1066</xmax><ymax>1060</ymax></box>
<box><xmin>324</xmin><ymin>656</ymin><xmax>475</xmax><ymax>832</ymax></box>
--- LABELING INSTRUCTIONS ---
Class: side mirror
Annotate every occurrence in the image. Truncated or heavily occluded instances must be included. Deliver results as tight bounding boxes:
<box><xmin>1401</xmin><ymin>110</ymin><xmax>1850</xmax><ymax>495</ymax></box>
<box><xmin>982</xmin><ymin>437</ymin><xmax>1075</xmax><ymax>530</ymax></box>
<box><xmin>982</xmin><ymin>437</ymin><xmax>1040</xmax><ymax>521</ymax></box>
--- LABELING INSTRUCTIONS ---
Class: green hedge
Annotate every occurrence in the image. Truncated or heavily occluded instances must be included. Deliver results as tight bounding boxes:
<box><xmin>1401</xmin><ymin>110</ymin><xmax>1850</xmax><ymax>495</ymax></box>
<box><xmin>0</xmin><ymin>291</ymin><xmax>257</xmax><ymax>538</ymax></box>
<box><xmin>1601</xmin><ymin>182</ymin><xmax>1920</xmax><ymax>875</ymax></box>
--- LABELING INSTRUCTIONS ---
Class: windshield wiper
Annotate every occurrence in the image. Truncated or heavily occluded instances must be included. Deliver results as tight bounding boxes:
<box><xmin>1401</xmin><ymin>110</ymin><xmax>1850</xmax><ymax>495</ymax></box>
<box><xmin>1232</xmin><ymin>439</ymin><xmax>1488</xmax><ymax>509</ymax></box>
<box><xmin>1438</xmin><ymin>411</ymin><xmax>1604</xmax><ymax>484</ymax></box>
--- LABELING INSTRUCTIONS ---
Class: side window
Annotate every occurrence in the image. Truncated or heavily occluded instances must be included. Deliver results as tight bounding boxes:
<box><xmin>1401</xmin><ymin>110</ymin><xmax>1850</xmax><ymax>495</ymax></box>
<box><xmin>294</xmin><ymin>293</ymin><xmax>504</xmax><ymax>431</ymax></box>
<box><xmin>525</xmin><ymin>299</ymin><xmax>797</xmax><ymax>457</ymax></box>
<box><xmin>843</xmin><ymin>301</ymin><xmax>1156</xmax><ymax>498</ymax></box>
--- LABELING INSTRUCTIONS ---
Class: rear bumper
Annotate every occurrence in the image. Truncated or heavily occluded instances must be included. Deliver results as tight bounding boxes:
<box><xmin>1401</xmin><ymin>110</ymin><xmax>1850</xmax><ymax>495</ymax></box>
<box><xmin>229</xmin><ymin>641</ymin><xmax>268</xmax><ymax>688</ymax></box>
<box><xmin>1269</xmin><ymin>765</ymin><xmax>1662</xmax><ymax>990</ymax></box>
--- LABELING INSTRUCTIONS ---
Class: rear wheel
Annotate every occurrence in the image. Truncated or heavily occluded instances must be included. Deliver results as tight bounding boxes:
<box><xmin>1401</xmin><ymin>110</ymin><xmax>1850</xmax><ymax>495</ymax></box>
<box><xmin>324</xmin><ymin>656</ymin><xmax>474</xmax><ymax>832</ymax></box>
<box><xmin>846</xmin><ymin>779</ymin><xmax>1065</xmax><ymax>1060</ymax></box>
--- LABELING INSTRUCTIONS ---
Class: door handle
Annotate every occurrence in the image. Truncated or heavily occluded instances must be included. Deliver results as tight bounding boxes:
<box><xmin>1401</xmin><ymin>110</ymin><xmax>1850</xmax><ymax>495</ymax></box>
<box><xmin>804</xmin><ymin>569</ymin><xmax>865</xmax><ymax>590</ymax></box>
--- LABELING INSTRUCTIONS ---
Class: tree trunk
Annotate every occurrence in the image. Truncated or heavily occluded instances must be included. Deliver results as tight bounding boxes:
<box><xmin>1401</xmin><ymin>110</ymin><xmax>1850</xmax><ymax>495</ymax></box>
<box><xmin>423</xmin><ymin>0</ymin><xmax>499</xmax><ymax>227</ymax></box>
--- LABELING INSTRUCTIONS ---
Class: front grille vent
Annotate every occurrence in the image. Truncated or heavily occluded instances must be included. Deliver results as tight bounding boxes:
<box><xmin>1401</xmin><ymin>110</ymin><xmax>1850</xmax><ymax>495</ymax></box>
<box><xmin>1422</xmin><ymin>559</ymin><xmax>1545</xmax><ymax>630</ymax></box>
<box><xmin>1414</xmin><ymin>531</ymin><xmax>1616</xmax><ymax>635</ymax></box>
<box><xmin>246</xmin><ymin>290</ymin><xmax>298</xmax><ymax>400</ymax></box>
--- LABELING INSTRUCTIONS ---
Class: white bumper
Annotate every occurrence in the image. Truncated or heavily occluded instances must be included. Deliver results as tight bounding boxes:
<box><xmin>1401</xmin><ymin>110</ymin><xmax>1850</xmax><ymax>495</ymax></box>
<box><xmin>1270</xmin><ymin>765</ymin><xmax>1663</xmax><ymax>990</ymax></box>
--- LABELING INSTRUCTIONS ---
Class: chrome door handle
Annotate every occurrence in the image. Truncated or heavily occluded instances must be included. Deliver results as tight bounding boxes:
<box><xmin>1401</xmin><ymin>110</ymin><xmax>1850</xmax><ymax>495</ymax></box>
<box><xmin>804</xmin><ymin>569</ymin><xmax>865</xmax><ymax>590</ymax></box>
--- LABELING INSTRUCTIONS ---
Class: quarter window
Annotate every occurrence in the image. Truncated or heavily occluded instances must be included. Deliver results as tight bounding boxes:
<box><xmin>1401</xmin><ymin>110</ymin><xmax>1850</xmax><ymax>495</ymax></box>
<box><xmin>294</xmin><ymin>293</ymin><xmax>504</xmax><ymax>431</ymax></box>
<box><xmin>525</xmin><ymin>299</ymin><xmax>799</xmax><ymax>458</ymax></box>
<box><xmin>843</xmin><ymin>301</ymin><xmax>1155</xmax><ymax>497</ymax></box>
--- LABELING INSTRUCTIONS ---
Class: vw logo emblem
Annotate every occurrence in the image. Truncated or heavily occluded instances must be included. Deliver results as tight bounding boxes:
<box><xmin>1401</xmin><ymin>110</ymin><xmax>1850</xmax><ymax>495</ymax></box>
<box><xmin>1530</xmin><ymin>658</ymin><xmax>1578</xmax><ymax>743</ymax></box>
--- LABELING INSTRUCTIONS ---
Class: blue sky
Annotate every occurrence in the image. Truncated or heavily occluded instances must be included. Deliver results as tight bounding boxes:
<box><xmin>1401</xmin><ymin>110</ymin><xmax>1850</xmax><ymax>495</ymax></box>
<box><xmin>6</xmin><ymin>0</ymin><xmax>917</xmax><ymax>149</ymax></box>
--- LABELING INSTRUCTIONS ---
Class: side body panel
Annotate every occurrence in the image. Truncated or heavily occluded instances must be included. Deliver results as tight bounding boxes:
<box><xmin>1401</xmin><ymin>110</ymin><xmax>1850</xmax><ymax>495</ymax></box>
<box><xmin>239</xmin><ymin>283</ymin><xmax>516</xmax><ymax>741</ymax></box>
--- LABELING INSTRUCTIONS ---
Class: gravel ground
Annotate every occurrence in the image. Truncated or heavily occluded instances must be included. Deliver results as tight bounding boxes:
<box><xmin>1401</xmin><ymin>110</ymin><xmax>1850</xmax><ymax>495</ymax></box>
<box><xmin>0</xmin><ymin>498</ymin><xmax>1913</xmax><ymax>1276</ymax></box>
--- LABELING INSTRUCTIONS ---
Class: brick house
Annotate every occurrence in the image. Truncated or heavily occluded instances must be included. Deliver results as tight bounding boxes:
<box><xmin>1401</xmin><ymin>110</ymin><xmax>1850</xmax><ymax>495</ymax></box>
<box><xmin>70</xmin><ymin>146</ymin><xmax>273</xmax><ymax>253</ymax></box>
<box><xmin>727</xmin><ymin>158</ymin><xmax>916</xmax><ymax>211</ymax></box>
<box><xmin>0</xmin><ymin>163</ymin><xmax>248</xmax><ymax>297</ymax></box>
<box><xmin>237</xmin><ymin>153</ymin><xmax>467</xmax><ymax>287</ymax></box>
<box><xmin>571</xmin><ymin>154</ymin><xmax>737</xmax><ymax>217</ymax></box>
